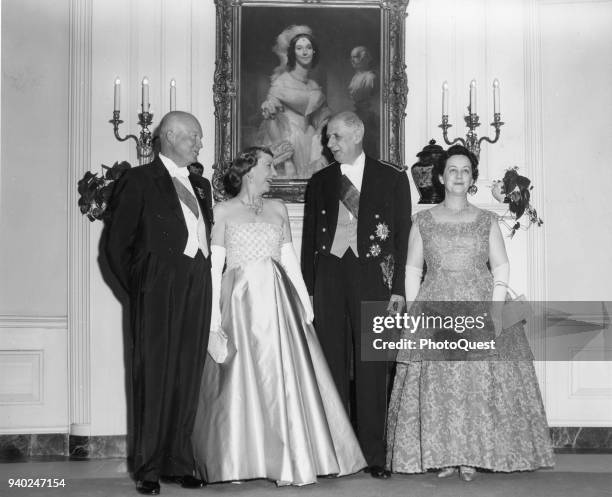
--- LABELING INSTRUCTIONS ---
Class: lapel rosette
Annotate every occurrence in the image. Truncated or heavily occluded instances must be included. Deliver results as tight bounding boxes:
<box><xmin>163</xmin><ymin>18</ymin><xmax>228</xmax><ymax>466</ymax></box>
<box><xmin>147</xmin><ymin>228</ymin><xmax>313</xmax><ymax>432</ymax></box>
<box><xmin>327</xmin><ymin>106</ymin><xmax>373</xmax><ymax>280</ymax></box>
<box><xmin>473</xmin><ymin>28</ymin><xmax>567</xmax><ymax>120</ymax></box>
<box><xmin>194</xmin><ymin>186</ymin><xmax>206</xmax><ymax>201</ymax></box>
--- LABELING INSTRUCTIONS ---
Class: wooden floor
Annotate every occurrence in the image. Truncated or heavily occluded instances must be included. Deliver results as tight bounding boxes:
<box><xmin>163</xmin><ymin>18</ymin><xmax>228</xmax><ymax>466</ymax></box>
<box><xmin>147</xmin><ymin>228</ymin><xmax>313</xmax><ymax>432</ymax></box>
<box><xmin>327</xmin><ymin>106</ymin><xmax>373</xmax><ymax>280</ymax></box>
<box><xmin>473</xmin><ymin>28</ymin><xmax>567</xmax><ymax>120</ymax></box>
<box><xmin>1</xmin><ymin>454</ymin><xmax>611</xmax><ymax>497</ymax></box>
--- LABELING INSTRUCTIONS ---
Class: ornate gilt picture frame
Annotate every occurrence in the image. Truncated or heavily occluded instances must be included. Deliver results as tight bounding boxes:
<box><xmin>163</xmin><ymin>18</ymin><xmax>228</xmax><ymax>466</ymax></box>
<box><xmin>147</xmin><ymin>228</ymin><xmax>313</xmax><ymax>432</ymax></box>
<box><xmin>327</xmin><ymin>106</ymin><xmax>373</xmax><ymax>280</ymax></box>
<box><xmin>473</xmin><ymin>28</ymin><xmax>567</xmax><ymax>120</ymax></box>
<box><xmin>212</xmin><ymin>0</ymin><xmax>409</xmax><ymax>202</ymax></box>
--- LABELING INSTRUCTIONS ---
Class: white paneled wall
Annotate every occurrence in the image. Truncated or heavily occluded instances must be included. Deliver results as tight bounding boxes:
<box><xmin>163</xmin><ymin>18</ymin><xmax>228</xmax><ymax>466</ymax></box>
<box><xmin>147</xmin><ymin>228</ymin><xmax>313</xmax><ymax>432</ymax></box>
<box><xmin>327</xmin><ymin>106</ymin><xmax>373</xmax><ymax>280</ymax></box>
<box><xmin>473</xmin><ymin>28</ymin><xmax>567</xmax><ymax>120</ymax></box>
<box><xmin>407</xmin><ymin>0</ymin><xmax>612</xmax><ymax>426</ymax></box>
<box><xmin>0</xmin><ymin>0</ymin><xmax>70</xmax><ymax>434</ymax></box>
<box><xmin>86</xmin><ymin>0</ymin><xmax>217</xmax><ymax>435</ymax></box>
<box><xmin>1</xmin><ymin>0</ymin><xmax>610</xmax><ymax>435</ymax></box>
<box><xmin>88</xmin><ymin>0</ymin><xmax>610</xmax><ymax>432</ymax></box>
<box><xmin>536</xmin><ymin>0</ymin><xmax>612</xmax><ymax>426</ymax></box>
<box><xmin>406</xmin><ymin>0</ymin><xmax>532</xmax><ymax>309</ymax></box>
<box><xmin>0</xmin><ymin>318</ymin><xmax>68</xmax><ymax>433</ymax></box>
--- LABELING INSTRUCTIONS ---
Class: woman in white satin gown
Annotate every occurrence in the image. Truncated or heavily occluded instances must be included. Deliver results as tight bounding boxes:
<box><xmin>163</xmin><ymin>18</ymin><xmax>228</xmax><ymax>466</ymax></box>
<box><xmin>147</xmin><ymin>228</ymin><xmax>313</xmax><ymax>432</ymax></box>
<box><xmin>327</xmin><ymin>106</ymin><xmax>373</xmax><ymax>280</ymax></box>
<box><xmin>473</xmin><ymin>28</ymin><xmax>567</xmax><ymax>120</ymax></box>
<box><xmin>192</xmin><ymin>146</ymin><xmax>366</xmax><ymax>486</ymax></box>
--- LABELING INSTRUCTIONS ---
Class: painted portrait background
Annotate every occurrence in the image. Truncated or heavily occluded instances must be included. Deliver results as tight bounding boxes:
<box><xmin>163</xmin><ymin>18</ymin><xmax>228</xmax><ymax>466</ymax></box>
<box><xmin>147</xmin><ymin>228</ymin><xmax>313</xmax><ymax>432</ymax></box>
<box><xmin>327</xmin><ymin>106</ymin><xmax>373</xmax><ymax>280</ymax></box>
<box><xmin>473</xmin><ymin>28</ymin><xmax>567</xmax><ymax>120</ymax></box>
<box><xmin>239</xmin><ymin>6</ymin><xmax>381</xmax><ymax>180</ymax></box>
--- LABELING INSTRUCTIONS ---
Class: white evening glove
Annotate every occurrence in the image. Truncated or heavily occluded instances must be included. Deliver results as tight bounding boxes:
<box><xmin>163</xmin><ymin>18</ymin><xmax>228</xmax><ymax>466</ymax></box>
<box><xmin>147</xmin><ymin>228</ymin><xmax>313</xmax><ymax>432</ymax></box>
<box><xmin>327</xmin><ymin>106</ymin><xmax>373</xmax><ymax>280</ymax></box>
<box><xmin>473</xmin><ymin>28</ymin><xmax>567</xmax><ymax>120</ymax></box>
<box><xmin>405</xmin><ymin>264</ymin><xmax>423</xmax><ymax>306</ymax></box>
<box><xmin>208</xmin><ymin>245</ymin><xmax>229</xmax><ymax>363</ymax></box>
<box><xmin>491</xmin><ymin>262</ymin><xmax>510</xmax><ymax>302</ymax></box>
<box><xmin>210</xmin><ymin>245</ymin><xmax>226</xmax><ymax>330</ymax></box>
<box><xmin>491</xmin><ymin>262</ymin><xmax>510</xmax><ymax>336</ymax></box>
<box><xmin>280</xmin><ymin>242</ymin><xmax>314</xmax><ymax>323</ymax></box>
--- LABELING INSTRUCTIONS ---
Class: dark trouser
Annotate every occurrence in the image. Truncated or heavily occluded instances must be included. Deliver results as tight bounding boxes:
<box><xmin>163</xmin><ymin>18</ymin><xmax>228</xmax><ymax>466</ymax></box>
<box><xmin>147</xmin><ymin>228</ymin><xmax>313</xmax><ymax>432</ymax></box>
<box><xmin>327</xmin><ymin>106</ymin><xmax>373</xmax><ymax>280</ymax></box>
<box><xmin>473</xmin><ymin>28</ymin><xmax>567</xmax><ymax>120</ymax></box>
<box><xmin>313</xmin><ymin>250</ymin><xmax>391</xmax><ymax>467</ymax></box>
<box><xmin>129</xmin><ymin>250</ymin><xmax>211</xmax><ymax>482</ymax></box>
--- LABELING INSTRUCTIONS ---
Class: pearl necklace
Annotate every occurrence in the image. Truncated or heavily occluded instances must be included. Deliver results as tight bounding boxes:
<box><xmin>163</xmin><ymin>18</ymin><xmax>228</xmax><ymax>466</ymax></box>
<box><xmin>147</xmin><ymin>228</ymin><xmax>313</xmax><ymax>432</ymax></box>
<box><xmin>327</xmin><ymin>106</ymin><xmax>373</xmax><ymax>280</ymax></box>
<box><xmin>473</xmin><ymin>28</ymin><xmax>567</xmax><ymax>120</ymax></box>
<box><xmin>239</xmin><ymin>196</ymin><xmax>264</xmax><ymax>216</ymax></box>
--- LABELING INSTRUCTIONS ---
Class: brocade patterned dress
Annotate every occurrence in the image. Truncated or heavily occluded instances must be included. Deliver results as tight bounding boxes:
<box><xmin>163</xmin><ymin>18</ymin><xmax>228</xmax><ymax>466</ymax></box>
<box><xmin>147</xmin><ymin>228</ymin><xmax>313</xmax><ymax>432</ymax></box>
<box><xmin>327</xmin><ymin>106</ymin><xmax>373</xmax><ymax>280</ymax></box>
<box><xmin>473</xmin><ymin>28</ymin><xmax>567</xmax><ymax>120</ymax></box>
<box><xmin>192</xmin><ymin>222</ymin><xmax>366</xmax><ymax>486</ymax></box>
<box><xmin>386</xmin><ymin>209</ymin><xmax>554</xmax><ymax>473</ymax></box>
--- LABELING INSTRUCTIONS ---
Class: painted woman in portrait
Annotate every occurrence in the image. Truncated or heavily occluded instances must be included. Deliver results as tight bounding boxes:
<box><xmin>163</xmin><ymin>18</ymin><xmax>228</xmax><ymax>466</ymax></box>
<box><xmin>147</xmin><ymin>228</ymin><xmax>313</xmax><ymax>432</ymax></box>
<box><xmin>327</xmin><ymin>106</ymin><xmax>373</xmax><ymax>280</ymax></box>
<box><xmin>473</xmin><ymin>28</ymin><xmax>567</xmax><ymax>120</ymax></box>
<box><xmin>259</xmin><ymin>25</ymin><xmax>332</xmax><ymax>179</ymax></box>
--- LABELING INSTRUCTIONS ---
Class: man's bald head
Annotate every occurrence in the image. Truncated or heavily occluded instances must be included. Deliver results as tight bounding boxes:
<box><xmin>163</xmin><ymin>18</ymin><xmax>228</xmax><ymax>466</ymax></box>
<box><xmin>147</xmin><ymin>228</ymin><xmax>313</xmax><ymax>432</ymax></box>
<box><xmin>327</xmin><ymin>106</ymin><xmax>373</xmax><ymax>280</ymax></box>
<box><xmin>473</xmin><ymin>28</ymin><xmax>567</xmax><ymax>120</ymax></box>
<box><xmin>159</xmin><ymin>111</ymin><xmax>200</xmax><ymax>144</ymax></box>
<box><xmin>158</xmin><ymin>111</ymin><xmax>203</xmax><ymax>167</ymax></box>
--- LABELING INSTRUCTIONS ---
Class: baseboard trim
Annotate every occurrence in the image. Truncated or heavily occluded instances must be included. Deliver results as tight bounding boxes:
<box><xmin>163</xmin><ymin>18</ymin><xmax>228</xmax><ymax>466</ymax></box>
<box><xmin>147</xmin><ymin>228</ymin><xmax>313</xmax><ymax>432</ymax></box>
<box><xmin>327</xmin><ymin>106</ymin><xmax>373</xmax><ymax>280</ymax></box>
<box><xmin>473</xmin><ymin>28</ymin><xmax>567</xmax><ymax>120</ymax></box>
<box><xmin>1</xmin><ymin>428</ymin><xmax>611</xmax><ymax>461</ymax></box>
<box><xmin>0</xmin><ymin>434</ymin><xmax>126</xmax><ymax>462</ymax></box>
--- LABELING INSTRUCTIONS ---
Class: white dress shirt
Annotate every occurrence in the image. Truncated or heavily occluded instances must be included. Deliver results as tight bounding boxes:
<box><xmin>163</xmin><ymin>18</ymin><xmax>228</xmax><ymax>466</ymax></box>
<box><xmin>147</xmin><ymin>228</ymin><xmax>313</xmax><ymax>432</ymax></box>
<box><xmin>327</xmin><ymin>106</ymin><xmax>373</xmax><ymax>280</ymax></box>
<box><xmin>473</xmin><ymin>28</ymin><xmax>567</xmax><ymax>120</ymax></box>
<box><xmin>160</xmin><ymin>153</ymin><xmax>208</xmax><ymax>258</ymax></box>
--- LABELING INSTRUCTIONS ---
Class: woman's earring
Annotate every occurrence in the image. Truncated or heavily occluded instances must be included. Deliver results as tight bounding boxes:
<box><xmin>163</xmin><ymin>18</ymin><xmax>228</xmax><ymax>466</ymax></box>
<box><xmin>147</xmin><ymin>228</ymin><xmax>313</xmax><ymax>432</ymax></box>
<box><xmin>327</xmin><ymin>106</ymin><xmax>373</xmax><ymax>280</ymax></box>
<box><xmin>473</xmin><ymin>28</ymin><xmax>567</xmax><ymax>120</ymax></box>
<box><xmin>468</xmin><ymin>184</ymin><xmax>478</xmax><ymax>195</ymax></box>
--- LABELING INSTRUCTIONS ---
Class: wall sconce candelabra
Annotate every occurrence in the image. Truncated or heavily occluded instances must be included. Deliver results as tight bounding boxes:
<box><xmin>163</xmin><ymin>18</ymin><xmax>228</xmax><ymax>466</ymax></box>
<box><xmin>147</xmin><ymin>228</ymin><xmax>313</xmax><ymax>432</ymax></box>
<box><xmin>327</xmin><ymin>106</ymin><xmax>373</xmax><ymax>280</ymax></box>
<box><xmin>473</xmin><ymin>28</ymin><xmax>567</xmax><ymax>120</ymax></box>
<box><xmin>439</xmin><ymin>79</ymin><xmax>504</xmax><ymax>158</ymax></box>
<box><xmin>110</xmin><ymin>77</ymin><xmax>177</xmax><ymax>165</ymax></box>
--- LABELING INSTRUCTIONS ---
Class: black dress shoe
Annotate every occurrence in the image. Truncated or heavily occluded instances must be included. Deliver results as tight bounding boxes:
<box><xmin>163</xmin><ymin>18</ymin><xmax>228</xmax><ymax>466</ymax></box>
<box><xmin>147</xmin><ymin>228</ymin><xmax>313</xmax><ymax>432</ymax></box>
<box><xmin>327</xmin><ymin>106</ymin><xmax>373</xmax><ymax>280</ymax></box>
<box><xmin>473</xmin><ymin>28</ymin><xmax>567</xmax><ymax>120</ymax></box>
<box><xmin>365</xmin><ymin>465</ymin><xmax>391</xmax><ymax>479</ymax></box>
<box><xmin>136</xmin><ymin>480</ymin><xmax>160</xmax><ymax>495</ymax></box>
<box><xmin>160</xmin><ymin>475</ymin><xmax>205</xmax><ymax>488</ymax></box>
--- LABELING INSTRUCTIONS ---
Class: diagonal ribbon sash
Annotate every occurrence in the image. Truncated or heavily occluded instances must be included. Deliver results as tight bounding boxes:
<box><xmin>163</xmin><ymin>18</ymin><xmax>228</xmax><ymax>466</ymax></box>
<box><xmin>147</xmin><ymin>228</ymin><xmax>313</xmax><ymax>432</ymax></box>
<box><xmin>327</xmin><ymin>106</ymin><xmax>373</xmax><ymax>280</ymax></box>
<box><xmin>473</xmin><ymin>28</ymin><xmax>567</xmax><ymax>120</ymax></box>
<box><xmin>339</xmin><ymin>174</ymin><xmax>360</xmax><ymax>219</ymax></box>
<box><xmin>172</xmin><ymin>177</ymin><xmax>199</xmax><ymax>219</ymax></box>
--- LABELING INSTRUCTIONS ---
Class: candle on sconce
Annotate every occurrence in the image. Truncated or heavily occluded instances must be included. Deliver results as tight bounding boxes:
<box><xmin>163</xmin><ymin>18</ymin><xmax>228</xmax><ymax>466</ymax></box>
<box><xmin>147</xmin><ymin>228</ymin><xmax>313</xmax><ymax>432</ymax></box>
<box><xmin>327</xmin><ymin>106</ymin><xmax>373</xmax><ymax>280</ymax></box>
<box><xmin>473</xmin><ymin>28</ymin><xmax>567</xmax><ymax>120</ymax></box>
<box><xmin>170</xmin><ymin>79</ymin><xmax>176</xmax><ymax>112</ymax></box>
<box><xmin>114</xmin><ymin>77</ymin><xmax>121</xmax><ymax>112</ymax></box>
<box><xmin>469</xmin><ymin>79</ymin><xmax>477</xmax><ymax>115</ymax></box>
<box><xmin>142</xmin><ymin>77</ymin><xmax>150</xmax><ymax>112</ymax></box>
<box><xmin>493</xmin><ymin>78</ymin><xmax>500</xmax><ymax>114</ymax></box>
<box><xmin>442</xmin><ymin>81</ymin><xmax>449</xmax><ymax>116</ymax></box>
<box><xmin>438</xmin><ymin>78</ymin><xmax>504</xmax><ymax>158</ymax></box>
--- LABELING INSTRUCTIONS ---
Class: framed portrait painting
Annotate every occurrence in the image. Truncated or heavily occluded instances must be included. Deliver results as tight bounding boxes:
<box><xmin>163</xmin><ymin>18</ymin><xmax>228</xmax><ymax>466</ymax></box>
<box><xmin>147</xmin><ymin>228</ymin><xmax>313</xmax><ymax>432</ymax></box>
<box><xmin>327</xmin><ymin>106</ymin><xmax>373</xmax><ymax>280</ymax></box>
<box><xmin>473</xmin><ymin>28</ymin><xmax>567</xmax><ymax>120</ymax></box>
<box><xmin>212</xmin><ymin>0</ymin><xmax>409</xmax><ymax>202</ymax></box>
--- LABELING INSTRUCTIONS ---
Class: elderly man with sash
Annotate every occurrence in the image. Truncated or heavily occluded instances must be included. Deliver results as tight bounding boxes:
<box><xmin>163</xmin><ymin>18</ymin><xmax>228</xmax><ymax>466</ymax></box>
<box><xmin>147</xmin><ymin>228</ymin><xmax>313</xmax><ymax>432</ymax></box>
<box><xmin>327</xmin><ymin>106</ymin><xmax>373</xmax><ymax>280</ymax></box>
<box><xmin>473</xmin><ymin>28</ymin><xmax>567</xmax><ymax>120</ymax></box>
<box><xmin>301</xmin><ymin>111</ymin><xmax>411</xmax><ymax>479</ymax></box>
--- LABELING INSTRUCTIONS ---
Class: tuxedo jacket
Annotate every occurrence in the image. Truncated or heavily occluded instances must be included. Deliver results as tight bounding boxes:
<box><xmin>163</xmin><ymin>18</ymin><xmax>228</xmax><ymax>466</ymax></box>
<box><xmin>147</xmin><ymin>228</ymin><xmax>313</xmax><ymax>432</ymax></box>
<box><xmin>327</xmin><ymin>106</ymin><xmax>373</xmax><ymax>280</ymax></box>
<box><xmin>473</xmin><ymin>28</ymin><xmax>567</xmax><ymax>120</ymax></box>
<box><xmin>301</xmin><ymin>156</ymin><xmax>412</xmax><ymax>297</ymax></box>
<box><xmin>106</xmin><ymin>156</ymin><xmax>213</xmax><ymax>292</ymax></box>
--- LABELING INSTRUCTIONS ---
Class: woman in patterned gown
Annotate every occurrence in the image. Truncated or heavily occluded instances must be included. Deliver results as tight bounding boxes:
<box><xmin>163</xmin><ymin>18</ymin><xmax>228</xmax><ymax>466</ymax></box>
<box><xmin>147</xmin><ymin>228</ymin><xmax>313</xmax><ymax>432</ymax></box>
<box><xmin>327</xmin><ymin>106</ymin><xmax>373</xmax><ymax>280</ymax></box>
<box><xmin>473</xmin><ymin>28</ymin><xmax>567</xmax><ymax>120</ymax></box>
<box><xmin>192</xmin><ymin>147</ymin><xmax>366</xmax><ymax>486</ymax></box>
<box><xmin>259</xmin><ymin>26</ymin><xmax>331</xmax><ymax>179</ymax></box>
<box><xmin>386</xmin><ymin>145</ymin><xmax>554</xmax><ymax>481</ymax></box>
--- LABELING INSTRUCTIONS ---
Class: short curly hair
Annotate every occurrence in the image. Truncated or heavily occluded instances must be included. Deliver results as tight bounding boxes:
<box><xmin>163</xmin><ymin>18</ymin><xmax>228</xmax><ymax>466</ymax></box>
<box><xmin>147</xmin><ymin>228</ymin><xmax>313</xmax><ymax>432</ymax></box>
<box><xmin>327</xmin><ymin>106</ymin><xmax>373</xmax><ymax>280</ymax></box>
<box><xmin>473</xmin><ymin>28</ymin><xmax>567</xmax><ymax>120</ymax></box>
<box><xmin>432</xmin><ymin>144</ymin><xmax>479</xmax><ymax>191</ymax></box>
<box><xmin>286</xmin><ymin>33</ymin><xmax>320</xmax><ymax>70</ymax></box>
<box><xmin>223</xmin><ymin>146</ymin><xmax>273</xmax><ymax>197</ymax></box>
